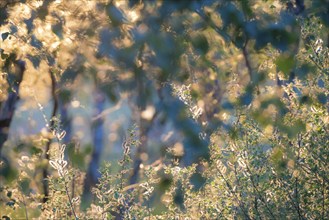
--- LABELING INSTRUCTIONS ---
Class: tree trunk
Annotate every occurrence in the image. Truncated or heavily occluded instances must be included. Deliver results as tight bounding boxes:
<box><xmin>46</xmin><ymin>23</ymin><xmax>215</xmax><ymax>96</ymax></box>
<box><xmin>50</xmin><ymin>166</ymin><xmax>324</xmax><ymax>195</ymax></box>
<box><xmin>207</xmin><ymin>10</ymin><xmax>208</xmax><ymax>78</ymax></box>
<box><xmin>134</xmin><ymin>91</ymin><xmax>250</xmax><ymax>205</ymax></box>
<box><xmin>82</xmin><ymin>89</ymin><xmax>105</xmax><ymax>209</ymax></box>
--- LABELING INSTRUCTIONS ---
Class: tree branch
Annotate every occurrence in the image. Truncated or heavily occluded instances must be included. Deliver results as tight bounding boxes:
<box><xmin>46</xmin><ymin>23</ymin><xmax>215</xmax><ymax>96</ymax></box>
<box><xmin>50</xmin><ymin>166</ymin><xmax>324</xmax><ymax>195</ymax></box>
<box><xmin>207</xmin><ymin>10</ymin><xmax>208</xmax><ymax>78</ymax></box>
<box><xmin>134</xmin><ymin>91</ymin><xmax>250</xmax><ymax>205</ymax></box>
<box><xmin>42</xmin><ymin>69</ymin><xmax>58</xmax><ymax>203</ymax></box>
<box><xmin>0</xmin><ymin>59</ymin><xmax>25</xmax><ymax>154</ymax></box>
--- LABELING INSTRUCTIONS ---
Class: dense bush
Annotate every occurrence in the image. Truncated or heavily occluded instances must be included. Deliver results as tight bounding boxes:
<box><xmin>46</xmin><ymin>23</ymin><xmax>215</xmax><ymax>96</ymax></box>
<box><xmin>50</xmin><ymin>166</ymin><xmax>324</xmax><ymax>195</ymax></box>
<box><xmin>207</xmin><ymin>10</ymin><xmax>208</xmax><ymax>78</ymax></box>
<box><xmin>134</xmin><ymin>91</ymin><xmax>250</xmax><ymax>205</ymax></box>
<box><xmin>0</xmin><ymin>0</ymin><xmax>328</xmax><ymax>219</ymax></box>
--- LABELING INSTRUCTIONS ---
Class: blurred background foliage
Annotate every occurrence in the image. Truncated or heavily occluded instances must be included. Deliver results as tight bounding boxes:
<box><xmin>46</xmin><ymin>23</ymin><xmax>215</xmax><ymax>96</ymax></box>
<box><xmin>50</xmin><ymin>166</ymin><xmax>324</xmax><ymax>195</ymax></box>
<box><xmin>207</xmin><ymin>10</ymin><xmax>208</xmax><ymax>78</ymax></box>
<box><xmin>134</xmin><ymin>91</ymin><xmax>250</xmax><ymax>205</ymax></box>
<box><xmin>0</xmin><ymin>0</ymin><xmax>328</xmax><ymax>219</ymax></box>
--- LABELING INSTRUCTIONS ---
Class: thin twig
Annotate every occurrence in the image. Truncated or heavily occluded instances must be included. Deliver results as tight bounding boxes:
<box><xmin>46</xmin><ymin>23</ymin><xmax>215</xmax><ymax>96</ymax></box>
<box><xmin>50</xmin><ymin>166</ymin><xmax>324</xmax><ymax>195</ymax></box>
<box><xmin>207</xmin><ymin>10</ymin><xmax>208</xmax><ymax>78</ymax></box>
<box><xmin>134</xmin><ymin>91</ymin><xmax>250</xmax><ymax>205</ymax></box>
<box><xmin>276</xmin><ymin>176</ymin><xmax>306</xmax><ymax>219</ymax></box>
<box><xmin>245</xmin><ymin>165</ymin><xmax>276</xmax><ymax>219</ymax></box>
<box><xmin>295</xmin><ymin>134</ymin><xmax>302</xmax><ymax>220</ymax></box>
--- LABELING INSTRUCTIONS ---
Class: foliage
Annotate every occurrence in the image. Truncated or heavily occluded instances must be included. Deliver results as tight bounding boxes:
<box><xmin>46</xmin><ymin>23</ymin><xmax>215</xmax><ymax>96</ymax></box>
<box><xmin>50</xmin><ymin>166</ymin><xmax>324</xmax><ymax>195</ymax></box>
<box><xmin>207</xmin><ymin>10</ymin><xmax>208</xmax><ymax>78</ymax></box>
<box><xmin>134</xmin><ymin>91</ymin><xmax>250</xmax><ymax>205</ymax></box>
<box><xmin>0</xmin><ymin>0</ymin><xmax>328</xmax><ymax>219</ymax></box>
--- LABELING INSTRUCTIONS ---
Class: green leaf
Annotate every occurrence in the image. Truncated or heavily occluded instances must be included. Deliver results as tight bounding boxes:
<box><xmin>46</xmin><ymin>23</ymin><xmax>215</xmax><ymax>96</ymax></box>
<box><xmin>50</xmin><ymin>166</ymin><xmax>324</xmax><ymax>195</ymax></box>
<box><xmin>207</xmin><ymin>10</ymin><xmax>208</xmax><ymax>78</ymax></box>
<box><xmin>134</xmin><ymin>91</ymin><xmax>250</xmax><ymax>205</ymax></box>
<box><xmin>275</xmin><ymin>54</ymin><xmax>294</xmax><ymax>76</ymax></box>
<box><xmin>190</xmin><ymin>172</ymin><xmax>206</xmax><ymax>191</ymax></box>
<box><xmin>52</xmin><ymin>21</ymin><xmax>63</xmax><ymax>39</ymax></box>
<box><xmin>6</xmin><ymin>191</ymin><xmax>12</xmax><ymax>198</ymax></box>
<box><xmin>1</xmin><ymin>32</ymin><xmax>9</xmax><ymax>41</ymax></box>
<box><xmin>191</xmin><ymin>34</ymin><xmax>209</xmax><ymax>54</ymax></box>
<box><xmin>0</xmin><ymin>158</ymin><xmax>18</xmax><ymax>184</ymax></box>
<box><xmin>295</xmin><ymin>63</ymin><xmax>315</xmax><ymax>79</ymax></box>
<box><xmin>6</xmin><ymin>200</ymin><xmax>15</xmax><ymax>207</ymax></box>
<box><xmin>18</xmin><ymin>178</ymin><xmax>31</xmax><ymax>195</ymax></box>
<box><xmin>317</xmin><ymin>93</ymin><xmax>327</xmax><ymax>104</ymax></box>
<box><xmin>0</xmin><ymin>48</ymin><xmax>9</xmax><ymax>59</ymax></box>
<box><xmin>106</xmin><ymin>3</ymin><xmax>126</xmax><ymax>26</ymax></box>
<box><xmin>29</xmin><ymin>146</ymin><xmax>43</xmax><ymax>155</ymax></box>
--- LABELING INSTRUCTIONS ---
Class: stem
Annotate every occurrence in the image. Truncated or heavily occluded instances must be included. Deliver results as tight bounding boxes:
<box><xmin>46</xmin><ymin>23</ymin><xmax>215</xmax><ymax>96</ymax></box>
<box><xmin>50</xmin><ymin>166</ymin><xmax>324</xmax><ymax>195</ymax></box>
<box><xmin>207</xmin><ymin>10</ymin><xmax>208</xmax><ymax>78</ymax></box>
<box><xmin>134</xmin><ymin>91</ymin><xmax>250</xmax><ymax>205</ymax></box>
<box><xmin>242</xmin><ymin>39</ymin><xmax>253</xmax><ymax>82</ymax></box>
<box><xmin>295</xmin><ymin>134</ymin><xmax>302</xmax><ymax>220</ymax></box>
<box><xmin>147</xmin><ymin>199</ymin><xmax>150</xmax><ymax>220</ymax></box>
<box><xmin>295</xmin><ymin>177</ymin><xmax>301</xmax><ymax>220</ymax></box>
<box><xmin>120</xmin><ymin>153</ymin><xmax>126</xmax><ymax>190</ymax></box>
<box><xmin>71</xmin><ymin>172</ymin><xmax>75</xmax><ymax>203</ymax></box>
<box><xmin>58</xmin><ymin>169</ymin><xmax>78</xmax><ymax>219</ymax></box>
<box><xmin>254</xmin><ymin>195</ymin><xmax>261</xmax><ymax>220</ymax></box>
<box><xmin>22</xmin><ymin>194</ymin><xmax>29</xmax><ymax>220</ymax></box>
<box><xmin>322</xmin><ymin>177</ymin><xmax>325</xmax><ymax>220</ymax></box>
